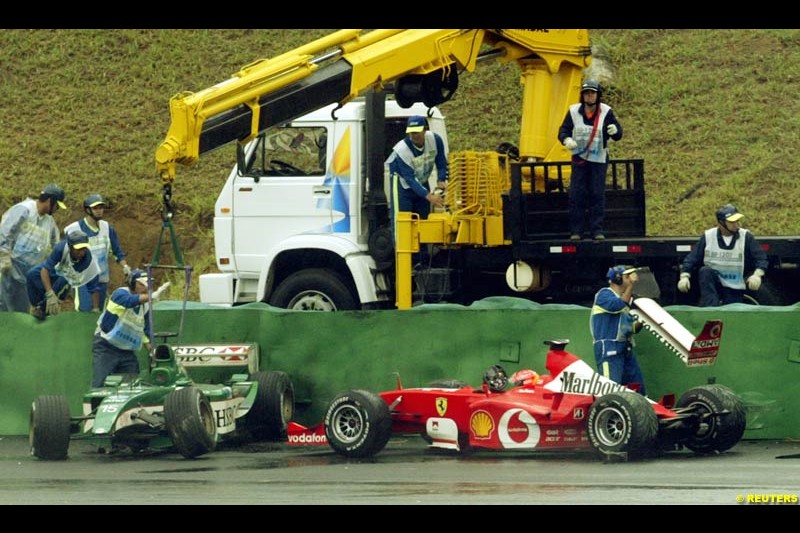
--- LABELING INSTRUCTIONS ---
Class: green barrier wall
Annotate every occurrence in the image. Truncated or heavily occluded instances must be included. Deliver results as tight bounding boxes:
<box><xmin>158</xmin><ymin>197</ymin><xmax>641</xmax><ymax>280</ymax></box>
<box><xmin>2</xmin><ymin>298</ymin><xmax>798</xmax><ymax>439</ymax></box>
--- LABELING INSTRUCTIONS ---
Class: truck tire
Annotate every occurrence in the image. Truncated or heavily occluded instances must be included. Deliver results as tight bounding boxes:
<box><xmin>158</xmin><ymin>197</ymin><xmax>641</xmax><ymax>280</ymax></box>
<box><xmin>247</xmin><ymin>371</ymin><xmax>295</xmax><ymax>441</ymax></box>
<box><xmin>675</xmin><ymin>384</ymin><xmax>746</xmax><ymax>454</ymax></box>
<box><xmin>164</xmin><ymin>387</ymin><xmax>217</xmax><ymax>459</ymax></box>
<box><xmin>29</xmin><ymin>395</ymin><xmax>71</xmax><ymax>460</ymax></box>
<box><xmin>587</xmin><ymin>391</ymin><xmax>658</xmax><ymax>459</ymax></box>
<box><xmin>324</xmin><ymin>390</ymin><xmax>392</xmax><ymax>458</ymax></box>
<box><xmin>269</xmin><ymin>268</ymin><xmax>357</xmax><ymax>311</ymax></box>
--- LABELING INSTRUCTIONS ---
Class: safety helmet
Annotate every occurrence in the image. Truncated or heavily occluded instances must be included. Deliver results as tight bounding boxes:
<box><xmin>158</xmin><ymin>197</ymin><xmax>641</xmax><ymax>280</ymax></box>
<box><xmin>405</xmin><ymin>115</ymin><xmax>426</xmax><ymax>133</ymax></box>
<box><xmin>83</xmin><ymin>194</ymin><xmax>107</xmax><ymax>210</ymax></box>
<box><xmin>483</xmin><ymin>364</ymin><xmax>508</xmax><ymax>392</ymax></box>
<box><xmin>581</xmin><ymin>79</ymin><xmax>602</xmax><ymax>95</ymax></box>
<box><xmin>128</xmin><ymin>269</ymin><xmax>149</xmax><ymax>291</ymax></box>
<box><xmin>607</xmin><ymin>265</ymin><xmax>638</xmax><ymax>285</ymax></box>
<box><xmin>40</xmin><ymin>184</ymin><xmax>66</xmax><ymax>210</ymax></box>
<box><xmin>66</xmin><ymin>229</ymin><xmax>90</xmax><ymax>250</ymax></box>
<box><xmin>716</xmin><ymin>204</ymin><xmax>744</xmax><ymax>224</ymax></box>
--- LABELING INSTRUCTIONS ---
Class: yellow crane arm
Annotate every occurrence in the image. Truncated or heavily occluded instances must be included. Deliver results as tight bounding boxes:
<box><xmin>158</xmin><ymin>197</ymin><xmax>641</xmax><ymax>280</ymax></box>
<box><xmin>155</xmin><ymin>28</ymin><xmax>590</xmax><ymax>190</ymax></box>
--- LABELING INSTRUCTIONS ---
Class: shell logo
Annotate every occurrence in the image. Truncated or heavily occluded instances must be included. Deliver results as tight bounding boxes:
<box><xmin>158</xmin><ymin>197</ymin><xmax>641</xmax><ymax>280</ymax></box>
<box><xmin>470</xmin><ymin>410</ymin><xmax>495</xmax><ymax>439</ymax></box>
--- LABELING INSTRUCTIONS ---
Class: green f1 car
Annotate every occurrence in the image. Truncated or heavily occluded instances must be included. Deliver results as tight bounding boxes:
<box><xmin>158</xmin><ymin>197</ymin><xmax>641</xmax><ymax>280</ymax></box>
<box><xmin>30</xmin><ymin>342</ymin><xmax>294</xmax><ymax>460</ymax></box>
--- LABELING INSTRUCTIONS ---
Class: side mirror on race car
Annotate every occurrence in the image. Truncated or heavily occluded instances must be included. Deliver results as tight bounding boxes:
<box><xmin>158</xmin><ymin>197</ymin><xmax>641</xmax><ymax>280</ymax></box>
<box><xmin>483</xmin><ymin>364</ymin><xmax>508</xmax><ymax>392</ymax></box>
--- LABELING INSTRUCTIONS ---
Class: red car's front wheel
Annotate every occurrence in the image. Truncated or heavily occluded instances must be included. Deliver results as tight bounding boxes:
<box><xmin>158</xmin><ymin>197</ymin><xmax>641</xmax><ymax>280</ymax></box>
<box><xmin>324</xmin><ymin>390</ymin><xmax>392</xmax><ymax>458</ymax></box>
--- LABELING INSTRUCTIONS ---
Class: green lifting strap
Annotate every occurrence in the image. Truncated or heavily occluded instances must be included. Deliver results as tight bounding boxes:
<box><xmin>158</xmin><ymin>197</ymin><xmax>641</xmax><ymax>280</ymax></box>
<box><xmin>153</xmin><ymin>183</ymin><xmax>185</xmax><ymax>267</ymax></box>
<box><xmin>152</xmin><ymin>217</ymin><xmax>184</xmax><ymax>267</ymax></box>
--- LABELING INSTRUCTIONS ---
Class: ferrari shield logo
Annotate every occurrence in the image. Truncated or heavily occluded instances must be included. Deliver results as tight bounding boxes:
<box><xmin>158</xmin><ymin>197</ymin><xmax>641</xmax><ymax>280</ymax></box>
<box><xmin>436</xmin><ymin>397</ymin><xmax>448</xmax><ymax>416</ymax></box>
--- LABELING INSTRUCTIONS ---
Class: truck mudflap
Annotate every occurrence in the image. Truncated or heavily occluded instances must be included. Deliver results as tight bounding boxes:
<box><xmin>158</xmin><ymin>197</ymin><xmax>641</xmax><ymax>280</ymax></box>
<box><xmin>630</xmin><ymin>297</ymin><xmax>722</xmax><ymax>367</ymax></box>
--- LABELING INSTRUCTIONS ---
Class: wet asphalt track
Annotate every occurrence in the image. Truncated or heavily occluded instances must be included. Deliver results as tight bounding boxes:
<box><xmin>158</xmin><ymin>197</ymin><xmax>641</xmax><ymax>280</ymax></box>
<box><xmin>2</xmin><ymin>435</ymin><xmax>799</xmax><ymax>506</ymax></box>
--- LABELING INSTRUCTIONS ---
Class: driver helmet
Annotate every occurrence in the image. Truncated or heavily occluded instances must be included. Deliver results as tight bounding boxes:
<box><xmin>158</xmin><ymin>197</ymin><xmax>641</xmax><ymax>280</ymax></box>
<box><xmin>483</xmin><ymin>364</ymin><xmax>508</xmax><ymax>392</ymax></box>
<box><xmin>716</xmin><ymin>204</ymin><xmax>744</xmax><ymax>224</ymax></box>
<box><xmin>40</xmin><ymin>183</ymin><xmax>67</xmax><ymax>210</ymax></box>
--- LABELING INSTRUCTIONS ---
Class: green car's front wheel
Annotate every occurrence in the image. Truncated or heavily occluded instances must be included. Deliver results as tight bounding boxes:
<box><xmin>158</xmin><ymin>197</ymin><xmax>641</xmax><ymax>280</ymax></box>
<box><xmin>30</xmin><ymin>395</ymin><xmax>71</xmax><ymax>460</ymax></box>
<box><xmin>164</xmin><ymin>387</ymin><xmax>217</xmax><ymax>459</ymax></box>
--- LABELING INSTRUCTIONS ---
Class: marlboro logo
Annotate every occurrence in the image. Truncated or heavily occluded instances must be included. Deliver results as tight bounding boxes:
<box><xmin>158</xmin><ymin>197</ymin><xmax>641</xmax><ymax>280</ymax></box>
<box><xmin>561</xmin><ymin>371</ymin><xmax>629</xmax><ymax>396</ymax></box>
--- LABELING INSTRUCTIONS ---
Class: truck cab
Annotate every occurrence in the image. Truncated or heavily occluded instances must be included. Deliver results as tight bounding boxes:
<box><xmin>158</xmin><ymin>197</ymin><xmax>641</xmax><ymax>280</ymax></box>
<box><xmin>199</xmin><ymin>98</ymin><xmax>446</xmax><ymax>309</ymax></box>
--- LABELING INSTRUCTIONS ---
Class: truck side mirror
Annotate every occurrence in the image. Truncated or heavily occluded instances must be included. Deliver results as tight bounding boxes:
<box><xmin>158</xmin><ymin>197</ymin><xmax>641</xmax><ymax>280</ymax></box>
<box><xmin>236</xmin><ymin>142</ymin><xmax>246</xmax><ymax>176</ymax></box>
<box><xmin>236</xmin><ymin>142</ymin><xmax>260</xmax><ymax>182</ymax></box>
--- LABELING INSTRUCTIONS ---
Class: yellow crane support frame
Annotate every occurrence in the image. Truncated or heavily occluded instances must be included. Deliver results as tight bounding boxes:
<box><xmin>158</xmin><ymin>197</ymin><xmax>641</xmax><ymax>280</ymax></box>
<box><xmin>154</xmin><ymin>29</ymin><xmax>592</xmax><ymax>309</ymax></box>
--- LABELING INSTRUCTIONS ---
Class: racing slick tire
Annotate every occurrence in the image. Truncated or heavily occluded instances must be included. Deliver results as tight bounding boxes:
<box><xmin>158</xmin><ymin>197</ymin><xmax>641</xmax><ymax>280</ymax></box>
<box><xmin>675</xmin><ymin>384</ymin><xmax>746</xmax><ymax>454</ymax></box>
<box><xmin>324</xmin><ymin>389</ymin><xmax>392</xmax><ymax>458</ymax></box>
<box><xmin>29</xmin><ymin>395</ymin><xmax>71</xmax><ymax>460</ymax></box>
<box><xmin>269</xmin><ymin>268</ymin><xmax>357</xmax><ymax>311</ymax></box>
<box><xmin>587</xmin><ymin>391</ymin><xmax>658</xmax><ymax>459</ymax></box>
<box><xmin>247</xmin><ymin>371</ymin><xmax>295</xmax><ymax>441</ymax></box>
<box><xmin>164</xmin><ymin>386</ymin><xmax>217</xmax><ymax>459</ymax></box>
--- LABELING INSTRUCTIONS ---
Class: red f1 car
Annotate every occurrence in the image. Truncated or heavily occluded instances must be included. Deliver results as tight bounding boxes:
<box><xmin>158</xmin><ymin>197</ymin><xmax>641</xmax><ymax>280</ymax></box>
<box><xmin>290</xmin><ymin>319</ymin><xmax>745</xmax><ymax>461</ymax></box>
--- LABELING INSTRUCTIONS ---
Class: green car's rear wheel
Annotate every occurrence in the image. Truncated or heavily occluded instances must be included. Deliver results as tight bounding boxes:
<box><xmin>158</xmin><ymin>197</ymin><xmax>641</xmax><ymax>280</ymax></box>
<box><xmin>248</xmin><ymin>371</ymin><xmax>295</xmax><ymax>441</ymax></box>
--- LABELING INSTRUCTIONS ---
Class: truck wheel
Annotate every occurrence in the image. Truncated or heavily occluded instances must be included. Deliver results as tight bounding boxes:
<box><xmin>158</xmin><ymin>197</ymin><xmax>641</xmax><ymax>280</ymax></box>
<box><xmin>324</xmin><ymin>390</ymin><xmax>392</xmax><ymax>458</ymax></box>
<box><xmin>587</xmin><ymin>391</ymin><xmax>658</xmax><ymax>459</ymax></box>
<box><xmin>29</xmin><ymin>395</ymin><xmax>71</xmax><ymax>460</ymax></box>
<box><xmin>269</xmin><ymin>268</ymin><xmax>357</xmax><ymax>311</ymax></box>
<box><xmin>675</xmin><ymin>384</ymin><xmax>746</xmax><ymax>454</ymax></box>
<box><xmin>247</xmin><ymin>371</ymin><xmax>295</xmax><ymax>441</ymax></box>
<box><xmin>164</xmin><ymin>387</ymin><xmax>217</xmax><ymax>459</ymax></box>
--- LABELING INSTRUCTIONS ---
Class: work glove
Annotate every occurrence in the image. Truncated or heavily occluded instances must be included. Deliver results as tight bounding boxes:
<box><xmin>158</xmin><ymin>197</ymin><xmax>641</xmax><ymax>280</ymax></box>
<box><xmin>427</xmin><ymin>192</ymin><xmax>444</xmax><ymax>208</ymax></box>
<box><xmin>45</xmin><ymin>289</ymin><xmax>61</xmax><ymax>315</ymax></box>
<box><xmin>0</xmin><ymin>254</ymin><xmax>11</xmax><ymax>275</ymax></box>
<box><xmin>677</xmin><ymin>273</ymin><xmax>691</xmax><ymax>293</ymax></box>
<box><xmin>563</xmin><ymin>137</ymin><xmax>578</xmax><ymax>151</ymax></box>
<box><xmin>747</xmin><ymin>268</ymin><xmax>765</xmax><ymax>291</ymax></box>
<box><xmin>122</xmin><ymin>264</ymin><xmax>132</xmax><ymax>281</ymax></box>
<box><xmin>607</xmin><ymin>123</ymin><xmax>618</xmax><ymax>136</ymax></box>
<box><xmin>151</xmin><ymin>281</ymin><xmax>171</xmax><ymax>301</ymax></box>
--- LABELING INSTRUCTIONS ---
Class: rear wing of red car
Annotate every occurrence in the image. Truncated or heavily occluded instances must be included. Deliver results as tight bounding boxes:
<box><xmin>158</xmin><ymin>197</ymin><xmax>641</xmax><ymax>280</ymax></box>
<box><xmin>631</xmin><ymin>297</ymin><xmax>722</xmax><ymax>367</ymax></box>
